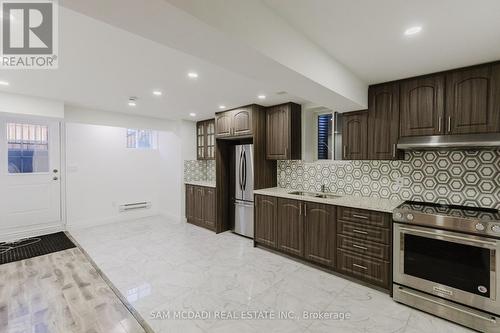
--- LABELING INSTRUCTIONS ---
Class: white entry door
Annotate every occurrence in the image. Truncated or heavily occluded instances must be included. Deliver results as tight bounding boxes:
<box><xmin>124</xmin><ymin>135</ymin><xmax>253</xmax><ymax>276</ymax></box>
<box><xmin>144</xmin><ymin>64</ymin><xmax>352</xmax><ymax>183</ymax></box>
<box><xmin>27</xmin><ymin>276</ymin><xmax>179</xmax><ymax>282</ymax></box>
<box><xmin>0</xmin><ymin>116</ymin><xmax>62</xmax><ymax>231</ymax></box>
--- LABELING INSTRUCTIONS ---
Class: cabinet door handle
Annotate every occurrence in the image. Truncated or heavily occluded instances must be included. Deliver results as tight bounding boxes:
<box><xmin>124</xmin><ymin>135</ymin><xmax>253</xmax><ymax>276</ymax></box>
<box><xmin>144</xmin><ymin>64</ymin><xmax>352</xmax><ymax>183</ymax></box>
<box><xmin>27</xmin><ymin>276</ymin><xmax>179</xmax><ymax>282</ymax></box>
<box><xmin>304</xmin><ymin>203</ymin><xmax>307</xmax><ymax>217</ymax></box>
<box><xmin>352</xmin><ymin>244</ymin><xmax>368</xmax><ymax>251</ymax></box>
<box><xmin>299</xmin><ymin>203</ymin><xmax>302</xmax><ymax>216</ymax></box>
<box><xmin>438</xmin><ymin>116</ymin><xmax>442</xmax><ymax>133</ymax></box>
<box><xmin>352</xmin><ymin>214</ymin><xmax>369</xmax><ymax>220</ymax></box>
<box><xmin>447</xmin><ymin>116</ymin><xmax>451</xmax><ymax>133</ymax></box>
<box><xmin>392</xmin><ymin>144</ymin><xmax>396</xmax><ymax>158</ymax></box>
<box><xmin>353</xmin><ymin>263</ymin><xmax>367</xmax><ymax>270</ymax></box>
<box><xmin>343</xmin><ymin>145</ymin><xmax>347</xmax><ymax>158</ymax></box>
<box><xmin>352</xmin><ymin>229</ymin><xmax>368</xmax><ymax>235</ymax></box>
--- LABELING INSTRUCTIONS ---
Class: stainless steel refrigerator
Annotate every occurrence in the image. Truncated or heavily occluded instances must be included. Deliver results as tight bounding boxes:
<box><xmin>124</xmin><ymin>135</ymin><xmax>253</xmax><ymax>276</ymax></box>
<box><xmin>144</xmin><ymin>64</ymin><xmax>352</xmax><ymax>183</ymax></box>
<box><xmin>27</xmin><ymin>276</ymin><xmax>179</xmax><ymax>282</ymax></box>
<box><xmin>234</xmin><ymin>144</ymin><xmax>254</xmax><ymax>238</ymax></box>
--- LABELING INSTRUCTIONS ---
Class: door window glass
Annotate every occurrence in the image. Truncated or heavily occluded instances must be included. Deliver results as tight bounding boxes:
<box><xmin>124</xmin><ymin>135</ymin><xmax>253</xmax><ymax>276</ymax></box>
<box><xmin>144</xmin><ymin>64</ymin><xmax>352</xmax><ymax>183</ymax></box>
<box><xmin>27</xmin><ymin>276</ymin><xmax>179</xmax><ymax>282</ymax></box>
<box><xmin>7</xmin><ymin>123</ymin><xmax>49</xmax><ymax>173</ymax></box>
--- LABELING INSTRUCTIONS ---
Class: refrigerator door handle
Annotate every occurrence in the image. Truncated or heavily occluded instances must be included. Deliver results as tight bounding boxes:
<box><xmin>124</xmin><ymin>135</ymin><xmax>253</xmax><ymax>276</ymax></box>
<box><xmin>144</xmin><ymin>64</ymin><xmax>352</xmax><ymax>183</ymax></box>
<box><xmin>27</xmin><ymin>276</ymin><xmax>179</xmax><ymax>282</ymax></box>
<box><xmin>243</xmin><ymin>150</ymin><xmax>247</xmax><ymax>191</ymax></box>
<box><xmin>239</xmin><ymin>148</ymin><xmax>244</xmax><ymax>192</ymax></box>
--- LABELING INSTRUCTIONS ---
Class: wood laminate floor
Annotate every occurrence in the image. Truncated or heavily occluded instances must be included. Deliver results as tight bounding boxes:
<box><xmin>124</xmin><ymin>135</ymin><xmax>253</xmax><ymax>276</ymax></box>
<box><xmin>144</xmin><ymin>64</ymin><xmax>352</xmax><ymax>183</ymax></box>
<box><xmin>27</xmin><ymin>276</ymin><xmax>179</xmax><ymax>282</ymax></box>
<box><xmin>0</xmin><ymin>247</ymin><xmax>146</xmax><ymax>333</ymax></box>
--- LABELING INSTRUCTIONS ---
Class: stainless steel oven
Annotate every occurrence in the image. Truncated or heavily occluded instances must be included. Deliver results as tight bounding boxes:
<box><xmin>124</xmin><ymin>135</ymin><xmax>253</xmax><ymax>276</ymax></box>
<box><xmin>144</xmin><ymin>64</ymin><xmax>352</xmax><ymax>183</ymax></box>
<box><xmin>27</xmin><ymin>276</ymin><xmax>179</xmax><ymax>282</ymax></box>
<box><xmin>393</xmin><ymin>201</ymin><xmax>500</xmax><ymax>332</ymax></box>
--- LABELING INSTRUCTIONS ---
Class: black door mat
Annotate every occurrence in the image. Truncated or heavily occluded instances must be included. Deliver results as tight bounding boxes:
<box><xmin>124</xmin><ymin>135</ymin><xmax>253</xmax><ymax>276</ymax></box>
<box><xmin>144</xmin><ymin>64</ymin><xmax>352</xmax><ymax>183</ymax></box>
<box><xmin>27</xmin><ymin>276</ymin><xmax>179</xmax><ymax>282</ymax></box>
<box><xmin>0</xmin><ymin>232</ymin><xmax>76</xmax><ymax>265</ymax></box>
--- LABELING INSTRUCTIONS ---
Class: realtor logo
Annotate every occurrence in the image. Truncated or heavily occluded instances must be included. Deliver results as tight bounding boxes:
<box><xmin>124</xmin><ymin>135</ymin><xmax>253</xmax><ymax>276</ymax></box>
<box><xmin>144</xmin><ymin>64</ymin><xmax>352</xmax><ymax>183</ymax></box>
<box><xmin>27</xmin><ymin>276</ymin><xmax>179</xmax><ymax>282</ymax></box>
<box><xmin>1</xmin><ymin>0</ymin><xmax>58</xmax><ymax>69</ymax></box>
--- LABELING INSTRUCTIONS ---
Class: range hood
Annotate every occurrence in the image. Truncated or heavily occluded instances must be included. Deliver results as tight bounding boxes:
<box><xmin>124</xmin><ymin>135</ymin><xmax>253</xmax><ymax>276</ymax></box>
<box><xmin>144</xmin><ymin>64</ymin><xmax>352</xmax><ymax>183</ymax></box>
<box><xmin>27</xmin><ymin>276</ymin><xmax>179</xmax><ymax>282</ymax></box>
<box><xmin>397</xmin><ymin>133</ymin><xmax>500</xmax><ymax>150</ymax></box>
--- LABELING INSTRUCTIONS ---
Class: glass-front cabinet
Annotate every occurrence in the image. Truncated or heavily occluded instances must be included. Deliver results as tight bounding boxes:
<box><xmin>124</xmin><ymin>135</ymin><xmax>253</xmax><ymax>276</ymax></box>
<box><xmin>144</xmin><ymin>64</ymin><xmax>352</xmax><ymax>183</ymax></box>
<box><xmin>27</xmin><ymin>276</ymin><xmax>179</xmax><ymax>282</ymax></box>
<box><xmin>197</xmin><ymin>119</ymin><xmax>215</xmax><ymax>160</ymax></box>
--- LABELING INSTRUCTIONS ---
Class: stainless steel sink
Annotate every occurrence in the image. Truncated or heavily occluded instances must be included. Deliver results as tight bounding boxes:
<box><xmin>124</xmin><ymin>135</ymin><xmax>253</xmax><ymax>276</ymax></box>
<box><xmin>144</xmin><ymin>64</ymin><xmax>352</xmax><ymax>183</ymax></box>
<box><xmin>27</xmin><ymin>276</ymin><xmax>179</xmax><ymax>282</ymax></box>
<box><xmin>288</xmin><ymin>191</ymin><xmax>320</xmax><ymax>197</ymax></box>
<box><xmin>288</xmin><ymin>191</ymin><xmax>342</xmax><ymax>199</ymax></box>
<box><xmin>315</xmin><ymin>194</ymin><xmax>343</xmax><ymax>199</ymax></box>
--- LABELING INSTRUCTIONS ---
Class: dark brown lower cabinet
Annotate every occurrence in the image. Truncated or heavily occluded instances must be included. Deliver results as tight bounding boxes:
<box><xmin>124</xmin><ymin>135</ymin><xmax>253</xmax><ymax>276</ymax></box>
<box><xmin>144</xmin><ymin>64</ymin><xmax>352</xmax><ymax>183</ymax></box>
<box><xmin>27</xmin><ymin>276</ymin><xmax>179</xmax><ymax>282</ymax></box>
<box><xmin>203</xmin><ymin>187</ymin><xmax>216</xmax><ymax>229</ymax></box>
<box><xmin>185</xmin><ymin>185</ymin><xmax>195</xmax><ymax>222</ymax></box>
<box><xmin>304</xmin><ymin>202</ymin><xmax>336</xmax><ymax>267</ymax></box>
<box><xmin>336</xmin><ymin>206</ymin><xmax>391</xmax><ymax>289</ymax></box>
<box><xmin>254</xmin><ymin>195</ymin><xmax>278</xmax><ymax>248</ymax></box>
<box><xmin>277</xmin><ymin>198</ymin><xmax>304</xmax><ymax>257</ymax></box>
<box><xmin>185</xmin><ymin>184</ymin><xmax>216</xmax><ymax>232</ymax></box>
<box><xmin>337</xmin><ymin>249</ymin><xmax>390</xmax><ymax>288</ymax></box>
<box><xmin>254</xmin><ymin>196</ymin><xmax>392</xmax><ymax>291</ymax></box>
<box><xmin>194</xmin><ymin>187</ymin><xmax>204</xmax><ymax>226</ymax></box>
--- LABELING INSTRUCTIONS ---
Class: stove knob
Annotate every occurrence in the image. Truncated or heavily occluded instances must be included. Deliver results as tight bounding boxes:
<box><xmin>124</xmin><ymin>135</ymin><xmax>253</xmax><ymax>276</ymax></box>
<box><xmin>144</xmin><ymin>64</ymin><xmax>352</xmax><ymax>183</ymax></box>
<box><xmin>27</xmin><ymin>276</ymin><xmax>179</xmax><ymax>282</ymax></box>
<box><xmin>395</xmin><ymin>212</ymin><xmax>402</xmax><ymax>219</ymax></box>
<box><xmin>406</xmin><ymin>214</ymin><xmax>414</xmax><ymax>221</ymax></box>
<box><xmin>491</xmin><ymin>225</ymin><xmax>500</xmax><ymax>233</ymax></box>
<box><xmin>475</xmin><ymin>223</ymin><xmax>485</xmax><ymax>231</ymax></box>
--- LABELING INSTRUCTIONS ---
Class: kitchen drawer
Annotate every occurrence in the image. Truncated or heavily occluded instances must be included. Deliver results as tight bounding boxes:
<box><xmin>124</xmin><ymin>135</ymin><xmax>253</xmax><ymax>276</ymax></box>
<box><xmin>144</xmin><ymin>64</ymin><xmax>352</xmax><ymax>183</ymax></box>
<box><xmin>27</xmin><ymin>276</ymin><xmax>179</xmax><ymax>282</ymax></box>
<box><xmin>337</xmin><ymin>220</ymin><xmax>390</xmax><ymax>244</ymax></box>
<box><xmin>337</xmin><ymin>206</ymin><xmax>390</xmax><ymax>228</ymax></box>
<box><xmin>337</xmin><ymin>235</ymin><xmax>390</xmax><ymax>260</ymax></box>
<box><xmin>337</xmin><ymin>249</ymin><xmax>390</xmax><ymax>289</ymax></box>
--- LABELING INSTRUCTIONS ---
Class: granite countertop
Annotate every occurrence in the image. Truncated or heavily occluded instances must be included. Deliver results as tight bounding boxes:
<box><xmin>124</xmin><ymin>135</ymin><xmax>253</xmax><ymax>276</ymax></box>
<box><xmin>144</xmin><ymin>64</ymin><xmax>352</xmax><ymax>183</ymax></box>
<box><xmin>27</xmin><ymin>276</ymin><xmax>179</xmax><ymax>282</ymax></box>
<box><xmin>253</xmin><ymin>187</ymin><xmax>403</xmax><ymax>213</ymax></box>
<box><xmin>184</xmin><ymin>180</ymin><xmax>216</xmax><ymax>188</ymax></box>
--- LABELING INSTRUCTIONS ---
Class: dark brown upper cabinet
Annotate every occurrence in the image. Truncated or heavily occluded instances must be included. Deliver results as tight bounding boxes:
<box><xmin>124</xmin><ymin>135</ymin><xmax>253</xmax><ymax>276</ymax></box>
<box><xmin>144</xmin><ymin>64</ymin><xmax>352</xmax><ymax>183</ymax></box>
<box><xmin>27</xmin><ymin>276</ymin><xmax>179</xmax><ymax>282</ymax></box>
<box><xmin>266</xmin><ymin>102</ymin><xmax>302</xmax><ymax>160</ymax></box>
<box><xmin>215</xmin><ymin>112</ymin><xmax>232</xmax><ymax>138</ymax></box>
<box><xmin>342</xmin><ymin>110</ymin><xmax>368</xmax><ymax>160</ymax></box>
<box><xmin>215</xmin><ymin>106</ymin><xmax>254</xmax><ymax>139</ymax></box>
<box><xmin>232</xmin><ymin>108</ymin><xmax>253</xmax><ymax>136</ymax></box>
<box><xmin>445</xmin><ymin>63</ymin><xmax>500</xmax><ymax>135</ymax></box>
<box><xmin>368</xmin><ymin>83</ymin><xmax>401</xmax><ymax>160</ymax></box>
<box><xmin>304</xmin><ymin>202</ymin><xmax>336</xmax><ymax>267</ymax></box>
<box><xmin>277</xmin><ymin>198</ymin><xmax>304</xmax><ymax>257</ymax></box>
<box><xmin>400</xmin><ymin>75</ymin><xmax>445</xmax><ymax>137</ymax></box>
<box><xmin>196</xmin><ymin>119</ymin><xmax>215</xmax><ymax>160</ymax></box>
<box><xmin>254</xmin><ymin>195</ymin><xmax>278</xmax><ymax>248</ymax></box>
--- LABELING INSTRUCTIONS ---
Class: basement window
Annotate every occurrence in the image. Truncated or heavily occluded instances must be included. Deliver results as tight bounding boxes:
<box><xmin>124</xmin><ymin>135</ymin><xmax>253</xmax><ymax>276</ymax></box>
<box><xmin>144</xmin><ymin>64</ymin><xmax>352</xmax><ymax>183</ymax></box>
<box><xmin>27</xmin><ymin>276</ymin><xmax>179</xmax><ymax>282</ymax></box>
<box><xmin>126</xmin><ymin>129</ymin><xmax>157</xmax><ymax>149</ymax></box>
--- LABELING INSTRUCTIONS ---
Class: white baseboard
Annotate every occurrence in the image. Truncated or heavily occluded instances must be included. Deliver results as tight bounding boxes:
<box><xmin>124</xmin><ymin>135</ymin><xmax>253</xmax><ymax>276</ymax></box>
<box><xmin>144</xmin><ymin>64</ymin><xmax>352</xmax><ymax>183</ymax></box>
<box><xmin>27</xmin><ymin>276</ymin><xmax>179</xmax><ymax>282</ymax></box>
<box><xmin>0</xmin><ymin>222</ymin><xmax>64</xmax><ymax>242</ymax></box>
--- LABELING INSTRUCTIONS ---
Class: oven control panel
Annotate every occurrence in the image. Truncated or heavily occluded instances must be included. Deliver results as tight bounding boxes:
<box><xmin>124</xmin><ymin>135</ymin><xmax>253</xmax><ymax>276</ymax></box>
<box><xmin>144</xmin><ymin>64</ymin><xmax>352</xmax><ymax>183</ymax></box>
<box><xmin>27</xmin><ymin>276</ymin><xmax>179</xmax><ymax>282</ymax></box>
<box><xmin>393</xmin><ymin>206</ymin><xmax>500</xmax><ymax>238</ymax></box>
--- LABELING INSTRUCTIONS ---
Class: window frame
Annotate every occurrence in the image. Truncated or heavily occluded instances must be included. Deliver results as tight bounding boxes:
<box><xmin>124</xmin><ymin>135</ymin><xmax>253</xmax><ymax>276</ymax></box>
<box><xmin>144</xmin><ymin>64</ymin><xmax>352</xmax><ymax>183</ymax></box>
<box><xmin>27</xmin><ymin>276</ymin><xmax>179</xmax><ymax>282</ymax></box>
<box><xmin>126</xmin><ymin>128</ymin><xmax>158</xmax><ymax>150</ymax></box>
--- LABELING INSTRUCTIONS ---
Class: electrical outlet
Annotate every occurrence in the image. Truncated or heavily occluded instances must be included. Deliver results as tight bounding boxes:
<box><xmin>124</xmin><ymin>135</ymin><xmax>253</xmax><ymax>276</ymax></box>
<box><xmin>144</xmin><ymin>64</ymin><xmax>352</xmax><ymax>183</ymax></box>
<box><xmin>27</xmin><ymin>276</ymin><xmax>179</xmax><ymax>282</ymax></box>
<box><xmin>394</xmin><ymin>177</ymin><xmax>404</xmax><ymax>191</ymax></box>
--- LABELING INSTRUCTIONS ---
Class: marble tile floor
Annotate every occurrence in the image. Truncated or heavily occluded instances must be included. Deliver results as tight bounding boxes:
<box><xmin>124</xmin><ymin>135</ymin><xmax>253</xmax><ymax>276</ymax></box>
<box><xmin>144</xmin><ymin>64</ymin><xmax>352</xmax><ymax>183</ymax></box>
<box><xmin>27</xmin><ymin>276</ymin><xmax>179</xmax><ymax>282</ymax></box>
<box><xmin>0</xmin><ymin>247</ymin><xmax>146</xmax><ymax>333</ymax></box>
<box><xmin>69</xmin><ymin>216</ymin><xmax>474</xmax><ymax>333</ymax></box>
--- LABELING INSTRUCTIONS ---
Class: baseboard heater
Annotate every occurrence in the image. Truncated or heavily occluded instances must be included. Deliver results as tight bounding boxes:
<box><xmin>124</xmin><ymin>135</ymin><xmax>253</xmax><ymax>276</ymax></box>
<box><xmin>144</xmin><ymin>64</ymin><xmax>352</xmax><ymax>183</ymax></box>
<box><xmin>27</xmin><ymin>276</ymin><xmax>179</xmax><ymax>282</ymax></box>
<box><xmin>119</xmin><ymin>202</ymin><xmax>151</xmax><ymax>212</ymax></box>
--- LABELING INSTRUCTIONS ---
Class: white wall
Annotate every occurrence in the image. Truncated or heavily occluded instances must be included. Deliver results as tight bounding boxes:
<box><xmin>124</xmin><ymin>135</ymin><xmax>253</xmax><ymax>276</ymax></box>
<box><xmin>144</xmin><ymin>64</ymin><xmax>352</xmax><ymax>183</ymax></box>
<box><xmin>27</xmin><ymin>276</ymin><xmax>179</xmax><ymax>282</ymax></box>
<box><xmin>0</xmin><ymin>92</ymin><xmax>196</xmax><ymax>231</ymax></box>
<box><xmin>65</xmin><ymin>122</ymin><xmax>186</xmax><ymax>228</ymax></box>
<box><xmin>0</xmin><ymin>92</ymin><xmax>64</xmax><ymax>118</ymax></box>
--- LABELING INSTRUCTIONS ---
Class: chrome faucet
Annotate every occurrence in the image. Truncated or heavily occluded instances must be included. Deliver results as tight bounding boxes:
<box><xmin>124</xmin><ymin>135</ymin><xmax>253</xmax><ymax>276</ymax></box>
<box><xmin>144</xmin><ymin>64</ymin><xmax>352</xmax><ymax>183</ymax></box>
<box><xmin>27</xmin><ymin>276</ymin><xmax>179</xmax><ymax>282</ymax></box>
<box><xmin>321</xmin><ymin>184</ymin><xmax>328</xmax><ymax>193</ymax></box>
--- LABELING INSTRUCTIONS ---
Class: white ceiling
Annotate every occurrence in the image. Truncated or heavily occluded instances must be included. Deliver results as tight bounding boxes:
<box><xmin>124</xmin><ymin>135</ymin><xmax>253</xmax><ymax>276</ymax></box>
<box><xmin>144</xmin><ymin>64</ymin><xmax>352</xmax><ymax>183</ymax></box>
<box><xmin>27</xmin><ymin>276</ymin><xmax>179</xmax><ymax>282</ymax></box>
<box><xmin>1</xmin><ymin>0</ymin><xmax>499</xmax><ymax>121</ymax></box>
<box><xmin>265</xmin><ymin>0</ymin><xmax>500</xmax><ymax>84</ymax></box>
<box><xmin>0</xmin><ymin>7</ymin><xmax>307</xmax><ymax>121</ymax></box>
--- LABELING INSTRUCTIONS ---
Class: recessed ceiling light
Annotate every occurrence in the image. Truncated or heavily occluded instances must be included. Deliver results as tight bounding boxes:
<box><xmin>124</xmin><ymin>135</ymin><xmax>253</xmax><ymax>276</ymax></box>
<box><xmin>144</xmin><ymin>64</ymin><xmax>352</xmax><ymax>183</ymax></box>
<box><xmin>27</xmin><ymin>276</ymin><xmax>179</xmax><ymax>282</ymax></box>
<box><xmin>128</xmin><ymin>97</ymin><xmax>137</xmax><ymax>107</ymax></box>
<box><xmin>257</xmin><ymin>95</ymin><xmax>266</xmax><ymax>100</ymax></box>
<box><xmin>404</xmin><ymin>26</ymin><xmax>422</xmax><ymax>36</ymax></box>
<box><xmin>187</xmin><ymin>72</ymin><xmax>199</xmax><ymax>79</ymax></box>
<box><xmin>153</xmin><ymin>90</ymin><xmax>163</xmax><ymax>96</ymax></box>
<box><xmin>0</xmin><ymin>80</ymin><xmax>9</xmax><ymax>86</ymax></box>
<box><xmin>189</xmin><ymin>113</ymin><xmax>197</xmax><ymax>117</ymax></box>
<box><xmin>219</xmin><ymin>105</ymin><xmax>226</xmax><ymax>110</ymax></box>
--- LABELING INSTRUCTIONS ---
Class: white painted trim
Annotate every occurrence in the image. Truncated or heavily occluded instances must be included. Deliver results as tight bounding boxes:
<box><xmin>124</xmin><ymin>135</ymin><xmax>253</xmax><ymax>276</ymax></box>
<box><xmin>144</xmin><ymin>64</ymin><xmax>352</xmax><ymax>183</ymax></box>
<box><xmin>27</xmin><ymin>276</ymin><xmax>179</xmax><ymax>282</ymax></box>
<box><xmin>0</xmin><ymin>222</ymin><xmax>64</xmax><ymax>242</ymax></box>
<box><xmin>60</xmin><ymin>121</ymin><xmax>67</xmax><ymax>228</ymax></box>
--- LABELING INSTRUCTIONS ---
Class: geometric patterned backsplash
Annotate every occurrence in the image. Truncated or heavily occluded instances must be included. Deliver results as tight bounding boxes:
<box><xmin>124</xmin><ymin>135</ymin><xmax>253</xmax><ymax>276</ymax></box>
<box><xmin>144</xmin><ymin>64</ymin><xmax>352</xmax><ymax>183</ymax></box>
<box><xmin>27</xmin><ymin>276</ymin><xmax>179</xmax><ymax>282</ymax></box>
<box><xmin>278</xmin><ymin>150</ymin><xmax>500</xmax><ymax>210</ymax></box>
<box><xmin>184</xmin><ymin>160</ymin><xmax>216</xmax><ymax>182</ymax></box>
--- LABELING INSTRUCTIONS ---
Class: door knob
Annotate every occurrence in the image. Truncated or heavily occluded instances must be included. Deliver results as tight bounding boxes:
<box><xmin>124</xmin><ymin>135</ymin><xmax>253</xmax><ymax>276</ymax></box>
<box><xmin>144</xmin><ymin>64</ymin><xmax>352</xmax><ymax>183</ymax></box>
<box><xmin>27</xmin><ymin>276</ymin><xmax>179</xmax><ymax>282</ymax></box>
<box><xmin>53</xmin><ymin>169</ymin><xmax>58</xmax><ymax>173</ymax></box>
<box><xmin>53</xmin><ymin>176</ymin><xmax>58</xmax><ymax>181</ymax></box>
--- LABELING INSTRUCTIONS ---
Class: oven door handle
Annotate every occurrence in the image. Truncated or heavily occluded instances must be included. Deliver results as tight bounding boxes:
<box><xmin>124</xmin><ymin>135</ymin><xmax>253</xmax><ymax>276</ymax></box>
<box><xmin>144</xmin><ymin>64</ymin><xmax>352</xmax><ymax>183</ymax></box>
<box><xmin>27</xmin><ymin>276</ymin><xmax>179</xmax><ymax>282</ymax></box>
<box><xmin>399</xmin><ymin>227</ymin><xmax>497</xmax><ymax>247</ymax></box>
